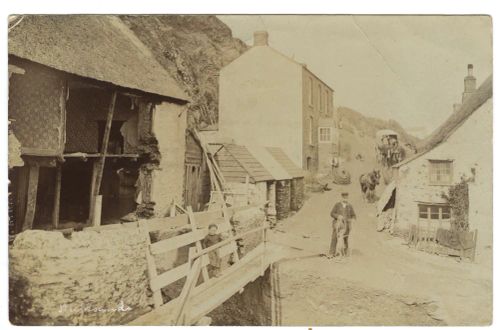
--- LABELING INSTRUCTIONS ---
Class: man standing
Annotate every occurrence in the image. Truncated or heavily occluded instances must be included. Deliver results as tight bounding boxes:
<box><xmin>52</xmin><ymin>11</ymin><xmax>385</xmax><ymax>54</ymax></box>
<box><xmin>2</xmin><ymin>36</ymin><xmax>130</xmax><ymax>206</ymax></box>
<box><xmin>329</xmin><ymin>192</ymin><xmax>357</xmax><ymax>258</ymax></box>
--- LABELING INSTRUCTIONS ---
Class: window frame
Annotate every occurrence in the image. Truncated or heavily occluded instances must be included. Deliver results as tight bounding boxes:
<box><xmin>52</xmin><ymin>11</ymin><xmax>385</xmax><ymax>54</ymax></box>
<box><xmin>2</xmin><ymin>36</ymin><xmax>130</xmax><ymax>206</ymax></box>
<box><xmin>428</xmin><ymin>159</ymin><xmax>454</xmax><ymax>185</ymax></box>
<box><xmin>318</xmin><ymin>126</ymin><xmax>332</xmax><ymax>143</ymax></box>
<box><xmin>417</xmin><ymin>203</ymin><xmax>451</xmax><ymax>222</ymax></box>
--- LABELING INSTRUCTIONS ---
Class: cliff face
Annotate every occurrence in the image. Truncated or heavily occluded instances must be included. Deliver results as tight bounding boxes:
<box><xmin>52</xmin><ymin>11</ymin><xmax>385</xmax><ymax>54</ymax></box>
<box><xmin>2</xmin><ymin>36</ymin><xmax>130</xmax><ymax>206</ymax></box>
<box><xmin>120</xmin><ymin>15</ymin><xmax>248</xmax><ymax>128</ymax></box>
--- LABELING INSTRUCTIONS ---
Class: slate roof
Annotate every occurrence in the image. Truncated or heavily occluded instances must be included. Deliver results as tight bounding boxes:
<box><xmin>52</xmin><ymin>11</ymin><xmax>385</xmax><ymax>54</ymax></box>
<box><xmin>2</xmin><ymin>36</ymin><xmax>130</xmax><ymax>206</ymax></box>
<box><xmin>215</xmin><ymin>144</ymin><xmax>274</xmax><ymax>183</ymax></box>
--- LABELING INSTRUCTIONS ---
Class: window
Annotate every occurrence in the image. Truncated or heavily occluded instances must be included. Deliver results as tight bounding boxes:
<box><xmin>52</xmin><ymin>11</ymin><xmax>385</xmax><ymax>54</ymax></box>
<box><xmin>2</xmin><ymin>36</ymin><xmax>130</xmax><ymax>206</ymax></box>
<box><xmin>308</xmin><ymin>77</ymin><xmax>313</xmax><ymax>105</ymax></box>
<box><xmin>429</xmin><ymin>160</ymin><xmax>453</xmax><ymax>184</ymax></box>
<box><xmin>318</xmin><ymin>127</ymin><xmax>332</xmax><ymax>143</ymax></box>
<box><xmin>418</xmin><ymin>204</ymin><xmax>451</xmax><ymax>220</ymax></box>
<box><xmin>308</xmin><ymin>116</ymin><xmax>313</xmax><ymax>144</ymax></box>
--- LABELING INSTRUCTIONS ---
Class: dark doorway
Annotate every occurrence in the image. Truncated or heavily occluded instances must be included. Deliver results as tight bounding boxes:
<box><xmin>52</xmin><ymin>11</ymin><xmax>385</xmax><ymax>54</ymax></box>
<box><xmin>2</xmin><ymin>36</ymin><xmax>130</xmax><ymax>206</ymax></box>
<box><xmin>59</xmin><ymin>160</ymin><xmax>92</xmax><ymax>225</ymax></box>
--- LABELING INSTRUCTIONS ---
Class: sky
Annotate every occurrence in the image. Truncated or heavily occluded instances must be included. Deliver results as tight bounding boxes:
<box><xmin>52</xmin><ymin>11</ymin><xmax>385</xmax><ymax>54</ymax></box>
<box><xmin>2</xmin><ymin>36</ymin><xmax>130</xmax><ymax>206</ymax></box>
<box><xmin>218</xmin><ymin>15</ymin><xmax>492</xmax><ymax>138</ymax></box>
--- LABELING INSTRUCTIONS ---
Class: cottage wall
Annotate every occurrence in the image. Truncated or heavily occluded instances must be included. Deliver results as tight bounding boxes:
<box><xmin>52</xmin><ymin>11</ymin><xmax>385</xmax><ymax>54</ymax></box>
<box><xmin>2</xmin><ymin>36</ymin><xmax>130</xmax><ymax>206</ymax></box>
<box><xmin>219</xmin><ymin>46</ymin><xmax>304</xmax><ymax>167</ymax></box>
<box><xmin>8</xmin><ymin>59</ymin><xmax>65</xmax><ymax>155</ymax></box>
<box><xmin>395</xmin><ymin>99</ymin><xmax>492</xmax><ymax>253</ymax></box>
<box><xmin>151</xmin><ymin>102</ymin><xmax>187</xmax><ymax>216</ymax></box>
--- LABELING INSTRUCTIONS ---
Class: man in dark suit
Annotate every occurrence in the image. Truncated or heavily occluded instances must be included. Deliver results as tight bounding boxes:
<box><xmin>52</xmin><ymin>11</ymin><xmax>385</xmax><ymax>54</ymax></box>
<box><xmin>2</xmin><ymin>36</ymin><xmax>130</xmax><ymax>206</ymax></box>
<box><xmin>328</xmin><ymin>192</ymin><xmax>357</xmax><ymax>258</ymax></box>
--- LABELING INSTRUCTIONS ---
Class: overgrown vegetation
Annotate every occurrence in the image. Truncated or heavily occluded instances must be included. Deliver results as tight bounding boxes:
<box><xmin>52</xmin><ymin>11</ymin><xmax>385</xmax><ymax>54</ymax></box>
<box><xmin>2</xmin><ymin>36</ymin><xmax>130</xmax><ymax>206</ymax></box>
<box><xmin>442</xmin><ymin>181</ymin><xmax>469</xmax><ymax>232</ymax></box>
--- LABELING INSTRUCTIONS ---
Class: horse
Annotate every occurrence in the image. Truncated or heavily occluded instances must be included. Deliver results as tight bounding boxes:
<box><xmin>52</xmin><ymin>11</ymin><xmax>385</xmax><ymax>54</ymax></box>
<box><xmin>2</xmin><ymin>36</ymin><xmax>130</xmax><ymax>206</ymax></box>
<box><xmin>359</xmin><ymin>170</ymin><xmax>381</xmax><ymax>203</ymax></box>
<box><xmin>334</xmin><ymin>215</ymin><xmax>348</xmax><ymax>257</ymax></box>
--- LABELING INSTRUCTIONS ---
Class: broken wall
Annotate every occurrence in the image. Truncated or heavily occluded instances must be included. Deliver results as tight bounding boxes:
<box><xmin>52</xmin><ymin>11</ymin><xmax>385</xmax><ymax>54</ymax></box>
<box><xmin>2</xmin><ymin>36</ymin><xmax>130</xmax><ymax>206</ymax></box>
<box><xmin>150</xmin><ymin>102</ymin><xmax>187</xmax><ymax>216</ymax></box>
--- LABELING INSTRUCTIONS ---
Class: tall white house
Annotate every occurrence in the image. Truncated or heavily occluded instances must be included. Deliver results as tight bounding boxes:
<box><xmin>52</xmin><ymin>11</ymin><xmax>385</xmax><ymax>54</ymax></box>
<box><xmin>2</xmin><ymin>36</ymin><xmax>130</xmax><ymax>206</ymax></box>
<box><xmin>218</xmin><ymin>31</ymin><xmax>338</xmax><ymax>173</ymax></box>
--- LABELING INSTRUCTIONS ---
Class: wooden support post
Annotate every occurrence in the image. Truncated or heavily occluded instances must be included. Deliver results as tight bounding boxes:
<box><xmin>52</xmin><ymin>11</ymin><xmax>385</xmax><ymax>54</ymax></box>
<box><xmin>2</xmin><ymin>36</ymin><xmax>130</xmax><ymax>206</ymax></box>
<box><xmin>90</xmin><ymin>91</ymin><xmax>117</xmax><ymax>225</ymax></box>
<box><xmin>89</xmin><ymin>160</ymin><xmax>98</xmax><ymax>222</ymax></box>
<box><xmin>15</xmin><ymin>166</ymin><xmax>29</xmax><ymax>233</ymax></box>
<box><xmin>187</xmin><ymin>206</ymin><xmax>210</xmax><ymax>282</ymax></box>
<box><xmin>52</xmin><ymin>163</ymin><xmax>62</xmax><ymax>229</ymax></box>
<box><xmin>22</xmin><ymin>165</ymin><xmax>40</xmax><ymax>231</ymax></box>
<box><xmin>139</xmin><ymin>220</ymin><xmax>163</xmax><ymax>308</ymax></box>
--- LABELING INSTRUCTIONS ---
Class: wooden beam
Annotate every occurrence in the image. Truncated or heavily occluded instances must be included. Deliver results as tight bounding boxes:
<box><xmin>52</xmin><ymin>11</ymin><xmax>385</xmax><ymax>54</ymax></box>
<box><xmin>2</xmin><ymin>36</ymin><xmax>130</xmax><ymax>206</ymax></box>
<box><xmin>52</xmin><ymin>164</ymin><xmax>62</xmax><ymax>229</ymax></box>
<box><xmin>15</xmin><ymin>166</ymin><xmax>29</xmax><ymax>233</ymax></box>
<box><xmin>90</xmin><ymin>91</ymin><xmax>117</xmax><ymax>225</ymax></box>
<box><xmin>22</xmin><ymin>165</ymin><xmax>40</xmax><ymax>231</ymax></box>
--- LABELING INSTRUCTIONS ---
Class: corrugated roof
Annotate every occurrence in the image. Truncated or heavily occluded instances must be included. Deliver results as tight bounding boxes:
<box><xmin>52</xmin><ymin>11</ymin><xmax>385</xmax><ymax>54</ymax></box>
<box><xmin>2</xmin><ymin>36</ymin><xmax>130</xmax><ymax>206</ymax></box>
<box><xmin>394</xmin><ymin>75</ymin><xmax>492</xmax><ymax>168</ymax></box>
<box><xmin>215</xmin><ymin>144</ymin><xmax>274</xmax><ymax>183</ymax></box>
<box><xmin>246</xmin><ymin>145</ymin><xmax>291</xmax><ymax>181</ymax></box>
<box><xmin>266</xmin><ymin>147</ymin><xmax>306</xmax><ymax>178</ymax></box>
<box><xmin>8</xmin><ymin>15</ymin><xmax>188</xmax><ymax>101</ymax></box>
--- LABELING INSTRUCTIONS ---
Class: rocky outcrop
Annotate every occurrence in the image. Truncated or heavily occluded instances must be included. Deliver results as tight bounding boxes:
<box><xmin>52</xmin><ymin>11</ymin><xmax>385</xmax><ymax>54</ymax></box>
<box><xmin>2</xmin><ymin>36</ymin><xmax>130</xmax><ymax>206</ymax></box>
<box><xmin>120</xmin><ymin>15</ymin><xmax>248</xmax><ymax>128</ymax></box>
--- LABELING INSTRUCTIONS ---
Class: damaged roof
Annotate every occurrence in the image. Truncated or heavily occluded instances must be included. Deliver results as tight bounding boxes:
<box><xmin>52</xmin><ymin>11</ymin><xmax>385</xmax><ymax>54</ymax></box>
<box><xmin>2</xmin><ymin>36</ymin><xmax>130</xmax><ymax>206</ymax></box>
<box><xmin>394</xmin><ymin>75</ymin><xmax>492</xmax><ymax>168</ymax></box>
<box><xmin>8</xmin><ymin>15</ymin><xmax>188</xmax><ymax>102</ymax></box>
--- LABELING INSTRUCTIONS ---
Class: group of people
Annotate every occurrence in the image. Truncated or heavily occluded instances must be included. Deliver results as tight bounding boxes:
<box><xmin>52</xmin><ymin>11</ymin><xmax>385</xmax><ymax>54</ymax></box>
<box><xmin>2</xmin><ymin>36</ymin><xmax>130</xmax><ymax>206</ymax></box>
<box><xmin>202</xmin><ymin>191</ymin><xmax>359</xmax><ymax>277</ymax></box>
<box><xmin>377</xmin><ymin>135</ymin><xmax>406</xmax><ymax>167</ymax></box>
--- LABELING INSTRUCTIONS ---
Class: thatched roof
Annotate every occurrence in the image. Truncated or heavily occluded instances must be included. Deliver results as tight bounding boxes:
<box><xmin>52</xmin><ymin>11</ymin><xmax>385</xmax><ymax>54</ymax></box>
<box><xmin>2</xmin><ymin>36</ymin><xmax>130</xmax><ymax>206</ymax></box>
<box><xmin>395</xmin><ymin>74</ymin><xmax>492</xmax><ymax>168</ymax></box>
<box><xmin>9</xmin><ymin>15</ymin><xmax>188</xmax><ymax>102</ymax></box>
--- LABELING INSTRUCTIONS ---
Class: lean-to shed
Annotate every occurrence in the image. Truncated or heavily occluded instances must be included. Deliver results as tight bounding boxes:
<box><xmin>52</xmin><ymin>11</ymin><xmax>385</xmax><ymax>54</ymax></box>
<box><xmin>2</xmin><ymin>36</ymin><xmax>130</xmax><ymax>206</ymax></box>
<box><xmin>267</xmin><ymin>147</ymin><xmax>306</xmax><ymax>211</ymax></box>
<box><xmin>246</xmin><ymin>145</ymin><xmax>293</xmax><ymax>220</ymax></box>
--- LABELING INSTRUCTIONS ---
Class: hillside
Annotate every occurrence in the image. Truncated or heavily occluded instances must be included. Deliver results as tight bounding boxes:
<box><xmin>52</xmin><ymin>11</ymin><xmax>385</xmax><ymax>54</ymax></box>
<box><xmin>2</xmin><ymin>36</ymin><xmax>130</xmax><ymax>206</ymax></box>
<box><xmin>120</xmin><ymin>15</ymin><xmax>248</xmax><ymax>128</ymax></box>
<box><xmin>337</xmin><ymin>106</ymin><xmax>421</xmax><ymax>165</ymax></box>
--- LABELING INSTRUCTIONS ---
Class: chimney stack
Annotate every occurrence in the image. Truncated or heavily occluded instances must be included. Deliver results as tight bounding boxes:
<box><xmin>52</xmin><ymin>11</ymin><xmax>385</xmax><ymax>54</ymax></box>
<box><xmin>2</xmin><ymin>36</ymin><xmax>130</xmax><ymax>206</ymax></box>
<box><xmin>253</xmin><ymin>31</ymin><xmax>269</xmax><ymax>46</ymax></box>
<box><xmin>462</xmin><ymin>64</ymin><xmax>477</xmax><ymax>103</ymax></box>
<box><xmin>467</xmin><ymin>64</ymin><xmax>474</xmax><ymax>76</ymax></box>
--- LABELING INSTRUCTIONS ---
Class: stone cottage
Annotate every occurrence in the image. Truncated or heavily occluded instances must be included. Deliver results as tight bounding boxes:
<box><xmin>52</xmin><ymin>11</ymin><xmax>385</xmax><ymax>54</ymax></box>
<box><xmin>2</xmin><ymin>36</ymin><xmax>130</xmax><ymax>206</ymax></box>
<box><xmin>389</xmin><ymin>70</ymin><xmax>492</xmax><ymax>260</ymax></box>
<box><xmin>8</xmin><ymin>15</ymin><xmax>191</xmax><ymax>232</ymax></box>
<box><xmin>218</xmin><ymin>31</ymin><xmax>338</xmax><ymax>173</ymax></box>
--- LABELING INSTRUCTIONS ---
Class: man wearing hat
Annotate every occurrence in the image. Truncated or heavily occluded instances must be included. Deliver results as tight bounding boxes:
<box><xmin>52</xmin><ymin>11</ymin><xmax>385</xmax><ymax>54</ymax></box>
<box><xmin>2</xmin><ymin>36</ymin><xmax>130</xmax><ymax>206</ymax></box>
<box><xmin>329</xmin><ymin>191</ymin><xmax>357</xmax><ymax>258</ymax></box>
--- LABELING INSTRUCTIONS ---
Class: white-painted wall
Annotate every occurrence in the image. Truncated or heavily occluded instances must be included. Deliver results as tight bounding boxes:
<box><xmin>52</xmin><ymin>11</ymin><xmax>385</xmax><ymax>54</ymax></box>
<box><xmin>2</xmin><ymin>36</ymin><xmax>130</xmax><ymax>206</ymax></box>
<box><xmin>219</xmin><ymin>46</ymin><xmax>304</xmax><ymax>167</ymax></box>
<box><xmin>151</xmin><ymin>102</ymin><xmax>187</xmax><ymax>216</ymax></box>
<box><xmin>395</xmin><ymin>99</ymin><xmax>492</xmax><ymax>256</ymax></box>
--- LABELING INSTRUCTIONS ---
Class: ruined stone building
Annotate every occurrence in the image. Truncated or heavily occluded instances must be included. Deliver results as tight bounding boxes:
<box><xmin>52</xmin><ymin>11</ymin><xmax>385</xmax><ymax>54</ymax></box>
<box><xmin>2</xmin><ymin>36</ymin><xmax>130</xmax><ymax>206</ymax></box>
<box><xmin>389</xmin><ymin>68</ymin><xmax>492</xmax><ymax>260</ymax></box>
<box><xmin>218</xmin><ymin>31</ymin><xmax>338</xmax><ymax>173</ymax></box>
<box><xmin>8</xmin><ymin>15</ymin><xmax>192</xmax><ymax>233</ymax></box>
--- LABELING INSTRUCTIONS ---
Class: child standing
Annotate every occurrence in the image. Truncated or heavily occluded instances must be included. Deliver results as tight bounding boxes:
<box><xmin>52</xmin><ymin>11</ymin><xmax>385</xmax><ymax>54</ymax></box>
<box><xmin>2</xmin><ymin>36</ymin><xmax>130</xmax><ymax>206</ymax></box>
<box><xmin>202</xmin><ymin>224</ymin><xmax>225</xmax><ymax>278</ymax></box>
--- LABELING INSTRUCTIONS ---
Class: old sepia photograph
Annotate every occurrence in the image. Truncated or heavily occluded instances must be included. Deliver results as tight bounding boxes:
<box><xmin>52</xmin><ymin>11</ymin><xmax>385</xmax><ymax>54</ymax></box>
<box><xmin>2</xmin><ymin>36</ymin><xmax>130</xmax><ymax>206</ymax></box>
<box><xmin>6</xmin><ymin>14</ymin><xmax>492</xmax><ymax>326</ymax></box>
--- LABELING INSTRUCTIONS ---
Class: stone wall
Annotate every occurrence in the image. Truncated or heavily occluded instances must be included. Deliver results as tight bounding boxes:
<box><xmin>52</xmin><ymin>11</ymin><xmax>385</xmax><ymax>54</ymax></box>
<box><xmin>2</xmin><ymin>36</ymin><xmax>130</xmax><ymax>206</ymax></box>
<box><xmin>275</xmin><ymin>180</ymin><xmax>291</xmax><ymax>220</ymax></box>
<box><xmin>230</xmin><ymin>205</ymin><xmax>267</xmax><ymax>255</ymax></box>
<box><xmin>208</xmin><ymin>268</ymin><xmax>272</xmax><ymax>325</ymax></box>
<box><xmin>394</xmin><ymin>99</ymin><xmax>492</xmax><ymax>257</ymax></box>
<box><xmin>9</xmin><ymin>228</ymin><xmax>151</xmax><ymax>325</ymax></box>
<box><xmin>225</xmin><ymin>182</ymin><xmax>267</xmax><ymax>208</ymax></box>
<box><xmin>9</xmin><ymin>205</ymin><xmax>267</xmax><ymax>325</ymax></box>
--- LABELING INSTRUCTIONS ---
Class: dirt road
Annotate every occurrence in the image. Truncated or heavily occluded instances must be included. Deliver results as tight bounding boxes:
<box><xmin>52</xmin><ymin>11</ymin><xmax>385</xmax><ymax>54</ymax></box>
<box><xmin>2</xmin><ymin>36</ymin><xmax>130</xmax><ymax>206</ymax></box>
<box><xmin>270</xmin><ymin>161</ymin><xmax>492</xmax><ymax>326</ymax></box>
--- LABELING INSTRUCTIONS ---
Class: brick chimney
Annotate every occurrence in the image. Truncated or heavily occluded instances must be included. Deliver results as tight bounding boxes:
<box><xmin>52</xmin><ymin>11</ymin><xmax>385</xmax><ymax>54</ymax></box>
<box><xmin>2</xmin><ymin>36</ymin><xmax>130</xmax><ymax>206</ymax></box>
<box><xmin>253</xmin><ymin>31</ymin><xmax>269</xmax><ymax>46</ymax></box>
<box><xmin>462</xmin><ymin>64</ymin><xmax>477</xmax><ymax>103</ymax></box>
